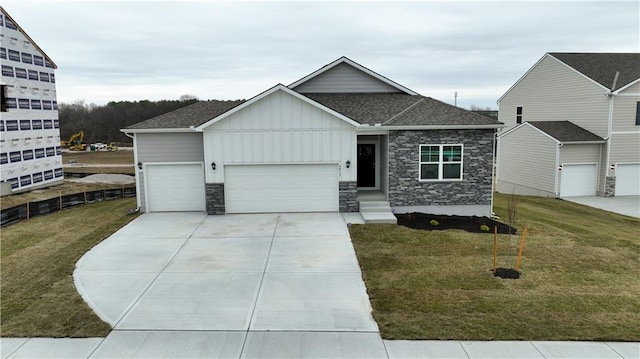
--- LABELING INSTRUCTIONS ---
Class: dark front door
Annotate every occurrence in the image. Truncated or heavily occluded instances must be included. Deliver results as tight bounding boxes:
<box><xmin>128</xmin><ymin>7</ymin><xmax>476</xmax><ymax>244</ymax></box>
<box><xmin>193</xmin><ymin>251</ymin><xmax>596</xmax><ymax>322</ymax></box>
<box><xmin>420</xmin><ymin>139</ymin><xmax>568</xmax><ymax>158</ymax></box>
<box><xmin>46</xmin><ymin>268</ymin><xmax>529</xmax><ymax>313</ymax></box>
<box><xmin>357</xmin><ymin>143</ymin><xmax>376</xmax><ymax>187</ymax></box>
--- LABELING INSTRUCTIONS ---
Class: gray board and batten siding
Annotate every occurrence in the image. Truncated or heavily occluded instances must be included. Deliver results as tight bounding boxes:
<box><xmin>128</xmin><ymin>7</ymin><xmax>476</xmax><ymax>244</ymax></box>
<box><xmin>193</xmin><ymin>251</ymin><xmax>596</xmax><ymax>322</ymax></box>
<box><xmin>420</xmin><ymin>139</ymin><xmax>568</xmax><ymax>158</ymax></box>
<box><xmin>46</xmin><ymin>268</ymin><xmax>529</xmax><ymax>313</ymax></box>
<box><xmin>135</xmin><ymin>132</ymin><xmax>204</xmax><ymax>211</ymax></box>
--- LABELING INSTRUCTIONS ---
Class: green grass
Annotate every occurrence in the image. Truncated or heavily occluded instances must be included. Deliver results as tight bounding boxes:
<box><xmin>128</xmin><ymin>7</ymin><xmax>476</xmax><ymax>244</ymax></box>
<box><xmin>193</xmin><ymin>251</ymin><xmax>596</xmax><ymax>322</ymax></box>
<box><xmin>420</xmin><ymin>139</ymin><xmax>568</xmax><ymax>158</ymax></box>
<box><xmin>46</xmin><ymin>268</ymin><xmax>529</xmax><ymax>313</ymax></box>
<box><xmin>1</xmin><ymin>198</ymin><xmax>139</xmax><ymax>337</ymax></box>
<box><xmin>350</xmin><ymin>193</ymin><xmax>640</xmax><ymax>340</ymax></box>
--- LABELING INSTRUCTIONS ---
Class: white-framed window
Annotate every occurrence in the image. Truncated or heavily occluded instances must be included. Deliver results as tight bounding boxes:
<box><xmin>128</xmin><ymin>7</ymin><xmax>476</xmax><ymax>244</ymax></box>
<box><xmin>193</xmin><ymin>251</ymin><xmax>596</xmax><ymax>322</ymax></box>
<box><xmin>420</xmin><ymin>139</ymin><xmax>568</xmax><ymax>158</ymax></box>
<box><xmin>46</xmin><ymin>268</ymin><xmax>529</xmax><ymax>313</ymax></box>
<box><xmin>419</xmin><ymin>144</ymin><xmax>463</xmax><ymax>181</ymax></box>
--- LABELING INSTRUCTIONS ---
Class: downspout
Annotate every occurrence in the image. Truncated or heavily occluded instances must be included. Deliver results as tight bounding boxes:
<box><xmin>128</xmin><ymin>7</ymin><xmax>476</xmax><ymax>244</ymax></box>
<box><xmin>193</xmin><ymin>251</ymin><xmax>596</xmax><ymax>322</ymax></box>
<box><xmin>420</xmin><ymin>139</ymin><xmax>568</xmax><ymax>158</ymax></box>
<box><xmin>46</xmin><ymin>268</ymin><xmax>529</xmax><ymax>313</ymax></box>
<box><xmin>491</xmin><ymin>127</ymin><xmax>502</xmax><ymax>217</ymax></box>
<box><xmin>605</xmin><ymin>71</ymin><xmax>619</xmax><ymax>184</ymax></box>
<box><xmin>123</xmin><ymin>132</ymin><xmax>141</xmax><ymax>212</ymax></box>
<box><xmin>554</xmin><ymin>142</ymin><xmax>563</xmax><ymax>197</ymax></box>
<box><xmin>605</xmin><ymin>94</ymin><xmax>615</xmax><ymax>179</ymax></box>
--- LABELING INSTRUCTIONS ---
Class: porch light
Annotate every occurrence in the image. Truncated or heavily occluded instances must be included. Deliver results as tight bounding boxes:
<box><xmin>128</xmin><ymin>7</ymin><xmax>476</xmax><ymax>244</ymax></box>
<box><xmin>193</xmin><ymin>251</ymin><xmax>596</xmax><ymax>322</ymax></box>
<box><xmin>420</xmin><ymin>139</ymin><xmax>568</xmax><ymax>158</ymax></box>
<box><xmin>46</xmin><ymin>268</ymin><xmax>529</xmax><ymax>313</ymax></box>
<box><xmin>137</xmin><ymin>161</ymin><xmax>142</xmax><ymax>170</ymax></box>
<box><xmin>211</xmin><ymin>162</ymin><xmax>217</xmax><ymax>171</ymax></box>
<box><xmin>346</xmin><ymin>160</ymin><xmax>351</xmax><ymax>169</ymax></box>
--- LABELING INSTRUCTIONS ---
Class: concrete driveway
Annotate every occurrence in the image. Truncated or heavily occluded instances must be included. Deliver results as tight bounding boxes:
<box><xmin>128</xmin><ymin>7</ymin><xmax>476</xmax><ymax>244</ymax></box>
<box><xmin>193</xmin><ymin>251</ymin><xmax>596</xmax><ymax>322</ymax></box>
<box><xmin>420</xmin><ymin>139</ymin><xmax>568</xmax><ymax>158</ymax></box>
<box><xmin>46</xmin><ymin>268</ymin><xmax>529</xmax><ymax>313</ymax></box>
<box><xmin>72</xmin><ymin>212</ymin><xmax>384</xmax><ymax>358</ymax></box>
<box><xmin>563</xmin><ymin>195</ymin><xmax>640</xmax><ymax>218</ymax></box>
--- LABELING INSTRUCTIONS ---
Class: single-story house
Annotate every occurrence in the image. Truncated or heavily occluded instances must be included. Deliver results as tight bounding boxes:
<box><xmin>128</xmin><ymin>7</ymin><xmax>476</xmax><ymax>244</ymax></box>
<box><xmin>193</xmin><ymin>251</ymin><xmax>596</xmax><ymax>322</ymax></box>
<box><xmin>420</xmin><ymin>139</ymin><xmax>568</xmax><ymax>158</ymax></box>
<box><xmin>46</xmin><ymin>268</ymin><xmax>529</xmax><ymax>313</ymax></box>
<box><xmin>122</xmin><ymin>57</ymin><xmax>504</xmax><ymax>217</ymax></box>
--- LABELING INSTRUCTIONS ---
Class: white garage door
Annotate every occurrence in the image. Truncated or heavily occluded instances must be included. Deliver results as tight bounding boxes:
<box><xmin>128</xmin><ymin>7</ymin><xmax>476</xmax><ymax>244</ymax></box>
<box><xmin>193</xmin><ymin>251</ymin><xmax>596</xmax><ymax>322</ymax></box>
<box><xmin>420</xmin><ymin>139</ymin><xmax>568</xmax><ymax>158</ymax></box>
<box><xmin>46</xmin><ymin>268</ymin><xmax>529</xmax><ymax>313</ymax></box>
<box><xmin>615</xmin><ymin>163</ymin><xmax>640</xmax><ymax>196</ymax></box>
<box><xmin>224</xmin><ymin>164</ymin><xmax>339</xmax><ymax>213</ymax></box>
<box><xmin>146</xmin><ymin>163</ymin><xmax>205</xmax><ymax>212</ymax></box>
<box><xmin>560</xmin><ymin>164</ymin><xmax>597</xmax><ymax>197</ymax></box>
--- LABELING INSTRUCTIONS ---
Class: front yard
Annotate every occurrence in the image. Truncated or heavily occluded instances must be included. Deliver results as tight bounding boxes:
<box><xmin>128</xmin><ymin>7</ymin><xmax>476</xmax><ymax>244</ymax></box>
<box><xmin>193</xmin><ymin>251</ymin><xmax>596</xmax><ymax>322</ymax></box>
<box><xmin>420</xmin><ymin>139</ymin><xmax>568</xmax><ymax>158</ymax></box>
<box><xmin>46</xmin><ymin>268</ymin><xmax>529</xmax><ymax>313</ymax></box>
<box><xmin>350</xmin><ymin>193</ymin><xmax>640</xmax><ymax>340</ymax></box>
<box><xmin>1</xmin><ymin>198</ymin><xmax>139</xmax><ymax>337</ymax></box>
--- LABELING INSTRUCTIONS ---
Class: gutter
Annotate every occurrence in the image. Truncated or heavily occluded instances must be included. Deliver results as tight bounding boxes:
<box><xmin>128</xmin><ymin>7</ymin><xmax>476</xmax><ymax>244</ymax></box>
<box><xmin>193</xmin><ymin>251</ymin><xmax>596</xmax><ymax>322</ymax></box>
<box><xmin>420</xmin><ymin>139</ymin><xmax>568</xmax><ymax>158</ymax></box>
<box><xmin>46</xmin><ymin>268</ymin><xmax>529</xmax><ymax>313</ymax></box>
<box><xmin>368</xmin><ymin>124</ymin><xmax>505</xmax><ymax>131</ymax></box>
<box><xmin>554</xmin><ymin>142</ymin><xmax>563</xmax><ymax>197</ymax></box>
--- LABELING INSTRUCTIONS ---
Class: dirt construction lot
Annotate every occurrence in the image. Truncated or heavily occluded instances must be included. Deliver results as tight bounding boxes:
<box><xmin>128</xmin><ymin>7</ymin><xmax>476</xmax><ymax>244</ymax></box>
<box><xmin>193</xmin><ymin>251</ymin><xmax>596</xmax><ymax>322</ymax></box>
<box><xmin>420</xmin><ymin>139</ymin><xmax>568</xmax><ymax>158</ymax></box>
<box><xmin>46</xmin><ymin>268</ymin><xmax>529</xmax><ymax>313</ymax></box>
<box><xmin>1</xmin><ymin>150</ymin><xmax>136</xmax><ymax>210</ymax></box>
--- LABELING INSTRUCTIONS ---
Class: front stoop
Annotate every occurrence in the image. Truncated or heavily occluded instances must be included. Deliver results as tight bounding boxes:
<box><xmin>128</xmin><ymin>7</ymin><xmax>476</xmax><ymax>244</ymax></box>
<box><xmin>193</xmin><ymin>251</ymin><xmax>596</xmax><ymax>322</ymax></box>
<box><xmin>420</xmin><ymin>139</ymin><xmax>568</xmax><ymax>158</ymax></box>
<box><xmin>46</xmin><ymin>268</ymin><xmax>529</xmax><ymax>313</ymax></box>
<box><xmin>359</xmin><ymin>201</ymin><xmax>397</xmax><ymax>224</ymax></box>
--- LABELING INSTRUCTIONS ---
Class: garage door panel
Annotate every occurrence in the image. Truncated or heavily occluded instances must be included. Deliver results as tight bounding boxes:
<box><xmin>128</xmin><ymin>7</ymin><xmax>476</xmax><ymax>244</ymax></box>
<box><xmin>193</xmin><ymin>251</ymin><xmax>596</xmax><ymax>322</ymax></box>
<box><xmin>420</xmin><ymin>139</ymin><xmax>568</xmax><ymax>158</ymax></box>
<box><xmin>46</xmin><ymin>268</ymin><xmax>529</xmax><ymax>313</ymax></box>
<box><xmin>225</xmin><ymin>164</ymin><xmax>339</xmax><ymax>213</ymax></box>
<box><xmin>616</xmin><ymin>164</ymin><xmax>640</xmax><ymax>196</ymax></box>
<box><xmin>146</xmin><ymin>164</ymin><xmax>205</xmax><ymax>212</ymax></box>
<box><xmin>560</xmin><ymin>164</ymin><xmax>597</xmax><ymax>197</ymax></box>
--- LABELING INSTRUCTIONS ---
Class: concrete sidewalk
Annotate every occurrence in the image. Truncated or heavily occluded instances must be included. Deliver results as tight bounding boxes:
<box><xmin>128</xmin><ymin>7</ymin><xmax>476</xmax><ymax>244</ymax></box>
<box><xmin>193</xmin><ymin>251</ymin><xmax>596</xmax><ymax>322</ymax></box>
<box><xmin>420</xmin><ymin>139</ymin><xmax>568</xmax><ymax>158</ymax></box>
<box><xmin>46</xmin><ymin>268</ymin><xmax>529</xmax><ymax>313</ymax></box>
<box><xmin>3</xmin><ymin>336</ymin><xmax>638</xmax><ymax>358</ymax></box>
<box><xmin>2</xmin><ymin>212</ymin><xmax>638</xmax><ymax>358</ymax></box>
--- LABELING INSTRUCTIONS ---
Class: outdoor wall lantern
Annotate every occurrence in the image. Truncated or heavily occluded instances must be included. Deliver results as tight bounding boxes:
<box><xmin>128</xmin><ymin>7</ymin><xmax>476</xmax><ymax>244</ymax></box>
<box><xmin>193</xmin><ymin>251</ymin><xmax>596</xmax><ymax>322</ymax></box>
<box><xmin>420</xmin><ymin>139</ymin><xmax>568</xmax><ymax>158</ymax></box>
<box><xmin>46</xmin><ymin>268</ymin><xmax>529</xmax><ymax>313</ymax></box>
<box><xmin>137</xmin><ymin>161</ymin><xmax>142</xmax><ymax>170</ymax></box>
<box><xmin>346</xmin><ymin>160</ymin><xmax>351</xmax><ymax>169</ymax></box>
<box><xmin>211</xmin><ymin>162</ymin><xmax>217</xmax><ymax>171</ymax></box>
<box><xmin>609</xmin><ymin>164</ymin><xmax>616</xmax><ymax>171</ymax></box>
<box><xmin>558</xmin><ymin>165</ymin><xmax>563</xmax><ymax>171</ymax></box>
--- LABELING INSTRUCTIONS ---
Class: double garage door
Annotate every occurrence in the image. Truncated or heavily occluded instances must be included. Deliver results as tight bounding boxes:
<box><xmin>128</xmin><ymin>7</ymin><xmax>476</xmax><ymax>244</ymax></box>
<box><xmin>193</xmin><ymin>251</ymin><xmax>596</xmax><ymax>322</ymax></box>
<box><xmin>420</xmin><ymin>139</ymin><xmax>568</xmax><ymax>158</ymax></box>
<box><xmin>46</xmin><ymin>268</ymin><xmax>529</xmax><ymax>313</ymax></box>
<box><xmin>615</xmin><ymin>163</ymin><xmax>640</xmax><ymax>196</ymax></box>
<box><xmin>145</xmin><ymin>163</ymin><xmax>339</xmax><ymax>213</ymax></box>
<box><xmin>224</xmin><ymin>164</ymin><xmax>339</xmax><ymax>213</ymax></box>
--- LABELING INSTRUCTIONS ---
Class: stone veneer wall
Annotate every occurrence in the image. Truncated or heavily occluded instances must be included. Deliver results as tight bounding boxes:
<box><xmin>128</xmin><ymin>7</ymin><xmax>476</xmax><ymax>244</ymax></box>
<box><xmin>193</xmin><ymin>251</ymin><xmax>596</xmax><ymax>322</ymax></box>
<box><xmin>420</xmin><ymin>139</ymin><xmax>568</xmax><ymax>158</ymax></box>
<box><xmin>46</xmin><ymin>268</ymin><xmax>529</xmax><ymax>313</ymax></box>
<box><xmin>604</xmin><ymin>176</ymin><xmax>616</xmax><ymax>197</ymax></box>
<box><xmin>205</xmin><ymin>183</ymin><xmax>225</xmax><ymax>214</ymax></box>
<box><xmin>339</xmin><ymin>181</ymin><xmax>358</xmax><ymax>212</ymax></box>
<box><xmin>388</xmin><ymin>129</ymin><xmax>495</xmax><ymax>207</ymax></box>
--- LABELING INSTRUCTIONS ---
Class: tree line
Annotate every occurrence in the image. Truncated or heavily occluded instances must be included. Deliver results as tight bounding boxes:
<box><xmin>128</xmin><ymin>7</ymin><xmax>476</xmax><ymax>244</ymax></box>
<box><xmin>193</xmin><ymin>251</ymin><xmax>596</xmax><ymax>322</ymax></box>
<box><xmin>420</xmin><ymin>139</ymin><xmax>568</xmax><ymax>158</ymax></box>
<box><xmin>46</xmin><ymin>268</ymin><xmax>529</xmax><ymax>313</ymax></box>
<box><xmin>57</xmin><ymin>96</ymin><xmax>200</xmax><ymax>145</ymax></box>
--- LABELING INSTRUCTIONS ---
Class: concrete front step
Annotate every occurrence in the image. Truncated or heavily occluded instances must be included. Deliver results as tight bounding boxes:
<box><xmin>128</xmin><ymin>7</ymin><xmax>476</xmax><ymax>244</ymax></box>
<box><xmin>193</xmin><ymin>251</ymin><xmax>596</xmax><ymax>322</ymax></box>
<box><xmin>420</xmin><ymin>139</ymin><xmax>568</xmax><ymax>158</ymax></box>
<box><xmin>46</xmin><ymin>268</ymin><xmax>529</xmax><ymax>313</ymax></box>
<box><xmin>358</xmin><ymin>200</ymin><xmax>397</xmax><ymax>223</ymax></box>
<box><xmin>360</xmin><ymin>211</ymin><xmax>398</xmax><ymax>224</ymax></box>
<box><xmin>359</xmin><ymin>201</ymin><xmax>392</xmax><ymax>212</ymax></box>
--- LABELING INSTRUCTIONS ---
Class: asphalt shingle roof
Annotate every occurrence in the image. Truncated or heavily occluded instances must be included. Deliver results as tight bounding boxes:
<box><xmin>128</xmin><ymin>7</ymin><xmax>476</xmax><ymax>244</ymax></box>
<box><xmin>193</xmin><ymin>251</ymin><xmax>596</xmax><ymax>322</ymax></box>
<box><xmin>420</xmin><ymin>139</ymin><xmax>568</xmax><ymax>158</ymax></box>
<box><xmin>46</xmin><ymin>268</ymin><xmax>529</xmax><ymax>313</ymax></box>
<box><xmin>126</xmin><ymin>100</ymin><xmax>245</xmax><ymax>129</ymax></box>
<box><xmin>549</xmin><ymin>53</ymin><xmax>640</xmax><ymax>91</ymax></box>
<box><xmin>528</xmin><ymin>121</ymin><xmax>604</xmax><ymax>143</ymax></box>
<box><xmin>303</xmin><ymin>93</ymin><xmax>502</xmax><ymax>126</ymax></box>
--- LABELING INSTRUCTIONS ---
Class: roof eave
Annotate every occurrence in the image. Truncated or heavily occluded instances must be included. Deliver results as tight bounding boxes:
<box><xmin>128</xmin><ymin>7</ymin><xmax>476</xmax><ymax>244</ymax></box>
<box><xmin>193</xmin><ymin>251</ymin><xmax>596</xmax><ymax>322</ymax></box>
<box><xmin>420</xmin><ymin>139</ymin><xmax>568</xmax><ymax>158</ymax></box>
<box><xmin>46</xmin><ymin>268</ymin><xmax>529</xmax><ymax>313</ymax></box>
<box><xmin>120</xmin><ymin>128</ymin><xmax>199</xmax><ymax>134</ymax></box>
<box><xmin>560</xmin><ymin>140</ymin><xmax>606</xmax><ymax>145</ymax></box>
<box><xmin>379</xmin><ymin>124</ymin><xmax>505</xmax><ymax>131</ymax></box>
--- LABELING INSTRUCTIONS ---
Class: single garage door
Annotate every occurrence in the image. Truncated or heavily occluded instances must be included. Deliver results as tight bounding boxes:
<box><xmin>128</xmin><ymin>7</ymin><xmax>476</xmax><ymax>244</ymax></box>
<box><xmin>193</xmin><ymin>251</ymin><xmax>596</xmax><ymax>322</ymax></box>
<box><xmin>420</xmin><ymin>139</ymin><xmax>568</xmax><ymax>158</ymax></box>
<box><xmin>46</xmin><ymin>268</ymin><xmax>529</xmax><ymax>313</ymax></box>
<box><xmin>146</xmin><ymin>163</ymin><xmax>205</xmax><ymax>212</ymax></box>
<box><xmin>224</xmin><ymin>164</ymin><xmax>339</xmax><ymax>213</ymax></box>
<box><xmin>615</xmin><ymin>163</ymin><xmax>640</xmax><ymax>196</ymax></box>
<box><xmin>560</xmin><ymin>164</ymin><xmax>597</xmax><ymax>197</ymax></box>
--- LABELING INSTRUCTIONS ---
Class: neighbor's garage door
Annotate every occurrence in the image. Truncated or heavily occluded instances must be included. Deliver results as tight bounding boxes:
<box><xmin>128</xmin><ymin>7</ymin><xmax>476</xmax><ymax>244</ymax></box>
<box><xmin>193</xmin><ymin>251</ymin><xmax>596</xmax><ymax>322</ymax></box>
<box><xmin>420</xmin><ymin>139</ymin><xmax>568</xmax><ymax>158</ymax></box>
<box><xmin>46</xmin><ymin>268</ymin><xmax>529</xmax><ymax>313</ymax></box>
<box><xmin>560</xmin><ymin>164</ymin><xmax>597</xmax><ymax>197</ymax></box>
<box><xmin>146</xmin><ymin>163</ymin><xmax>205</xmax><ymax>212</ymax></box>
<box><xmin>615</xmin><ymin>163</ymin><xmax>640</xmax><ymax>196</ymax></box>
<box><xmin>224</xmin><ymin>164</ymin><xmax>339</xmax><ymax>213</ymax></box>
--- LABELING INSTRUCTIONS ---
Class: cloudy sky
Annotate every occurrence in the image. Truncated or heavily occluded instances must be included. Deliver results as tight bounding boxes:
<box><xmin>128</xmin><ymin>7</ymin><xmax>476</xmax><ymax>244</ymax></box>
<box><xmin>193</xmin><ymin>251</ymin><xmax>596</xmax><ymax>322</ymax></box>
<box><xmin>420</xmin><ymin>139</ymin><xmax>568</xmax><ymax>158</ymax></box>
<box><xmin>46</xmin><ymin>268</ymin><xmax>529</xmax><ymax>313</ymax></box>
<box><xmin>2</xmin><ymin>1</ymin><xmax>638</xmax><ymax>109</ymax></box>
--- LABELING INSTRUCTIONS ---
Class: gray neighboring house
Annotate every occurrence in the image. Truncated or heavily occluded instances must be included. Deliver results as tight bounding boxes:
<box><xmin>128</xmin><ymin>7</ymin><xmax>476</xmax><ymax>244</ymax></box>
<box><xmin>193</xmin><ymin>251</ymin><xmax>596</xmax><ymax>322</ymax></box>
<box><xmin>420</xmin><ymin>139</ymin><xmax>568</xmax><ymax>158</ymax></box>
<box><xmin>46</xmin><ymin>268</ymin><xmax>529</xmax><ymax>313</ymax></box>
<box><xmin>497</xmin><ymin>52</ymin><xmax>640</xmax><ymax>198</ymax></box>
<box><xmin>123</xmin><ymin>57</ymin><xmax>503</xmax><ymax>217</ymax></box>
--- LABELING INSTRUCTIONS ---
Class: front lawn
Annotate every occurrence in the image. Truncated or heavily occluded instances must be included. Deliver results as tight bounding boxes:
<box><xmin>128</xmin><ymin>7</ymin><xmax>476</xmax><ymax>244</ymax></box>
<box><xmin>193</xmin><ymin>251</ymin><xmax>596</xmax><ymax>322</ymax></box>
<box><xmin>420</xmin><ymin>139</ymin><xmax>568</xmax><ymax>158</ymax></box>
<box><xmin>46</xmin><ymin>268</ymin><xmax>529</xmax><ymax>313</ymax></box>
<box><xmin>1</xmin><ymin>198</ymin><xmax>139</xmax><ymax>337</ymax></box>
<box><xmin>349</xmin><ymin>193</ymin><xmax>640</xmax><ymax>340</ymax></box>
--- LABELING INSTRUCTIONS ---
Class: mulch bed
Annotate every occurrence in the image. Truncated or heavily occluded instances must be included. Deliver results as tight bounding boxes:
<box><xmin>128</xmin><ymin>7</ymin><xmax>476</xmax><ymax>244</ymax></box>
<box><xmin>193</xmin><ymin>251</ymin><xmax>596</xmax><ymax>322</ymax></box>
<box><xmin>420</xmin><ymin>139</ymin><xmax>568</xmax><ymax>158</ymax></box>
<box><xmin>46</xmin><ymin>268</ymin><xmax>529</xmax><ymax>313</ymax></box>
<box><xmin>395</xmin><ymin>213</ymin><xmax>517</xmax><ymax>235</ymax></box>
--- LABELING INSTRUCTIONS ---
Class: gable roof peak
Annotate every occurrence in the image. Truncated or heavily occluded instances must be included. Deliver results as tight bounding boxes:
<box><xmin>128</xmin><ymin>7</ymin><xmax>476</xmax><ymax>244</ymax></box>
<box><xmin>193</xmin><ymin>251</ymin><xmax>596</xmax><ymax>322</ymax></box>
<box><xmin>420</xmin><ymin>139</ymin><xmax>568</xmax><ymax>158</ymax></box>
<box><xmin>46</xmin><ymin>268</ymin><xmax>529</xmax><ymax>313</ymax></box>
<box><xmin>289</xmin><ymin>56</ymin><xmax>419</xmax><ymax>95</ymax></box>
<box><xmin>0</xmin><ymin>6</ymin><xmax>57</xmax><ymax>69</ymax></box>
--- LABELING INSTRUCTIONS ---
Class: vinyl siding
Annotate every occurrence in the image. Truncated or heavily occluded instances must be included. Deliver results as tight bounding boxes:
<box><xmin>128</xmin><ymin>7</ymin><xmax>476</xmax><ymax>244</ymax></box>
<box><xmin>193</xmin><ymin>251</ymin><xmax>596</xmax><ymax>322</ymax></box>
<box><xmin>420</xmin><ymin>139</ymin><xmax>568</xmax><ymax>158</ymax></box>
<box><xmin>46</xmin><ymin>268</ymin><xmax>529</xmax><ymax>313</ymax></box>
<box><xmin>136</xmin><ymin>133</ymin><xmax>204</xmax><ymax>162</ymax></box>
<box><xmin>611</xmin><ymin>91</ymin><xmax>640</xmax><ymax>132</ymax></box>
<box><xmin>203</xmin><ymin>89</ymin><xmax>357</xmax><ymax>183</ymax></box>
<box><xmin>560</xmin><ymin>144</ymin><xmax>601</xmax><ymax>164</ymax></box>
<box><xmin>497</xmin><ymin>125</ymin><xmax>558</xmax><ymax>196</ymax></box>
<box><xmin>293</xmin><ymin>62</ymin><xmax>402</xmax><ymax>93</ymax></box>
<box><xmin>498</xmin><ymin>55</ymin><xmax>610</xmax><ymax>137</ymax></box>
<box><xmin>610</xmin><ymin>133</ymin><xmax>640</xmax><ymax>163</ymax></box>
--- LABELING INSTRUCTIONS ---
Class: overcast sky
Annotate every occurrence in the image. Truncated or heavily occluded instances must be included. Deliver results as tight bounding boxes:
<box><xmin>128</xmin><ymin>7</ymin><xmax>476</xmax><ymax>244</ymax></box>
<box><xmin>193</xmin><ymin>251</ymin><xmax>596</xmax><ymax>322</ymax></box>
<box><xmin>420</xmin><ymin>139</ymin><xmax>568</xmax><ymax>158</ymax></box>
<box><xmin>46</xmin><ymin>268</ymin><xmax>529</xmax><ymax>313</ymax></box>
<box><xmin>3</xmin><ymin>0</ymin><xmax>639</xmax><ymax>109</ymax></box>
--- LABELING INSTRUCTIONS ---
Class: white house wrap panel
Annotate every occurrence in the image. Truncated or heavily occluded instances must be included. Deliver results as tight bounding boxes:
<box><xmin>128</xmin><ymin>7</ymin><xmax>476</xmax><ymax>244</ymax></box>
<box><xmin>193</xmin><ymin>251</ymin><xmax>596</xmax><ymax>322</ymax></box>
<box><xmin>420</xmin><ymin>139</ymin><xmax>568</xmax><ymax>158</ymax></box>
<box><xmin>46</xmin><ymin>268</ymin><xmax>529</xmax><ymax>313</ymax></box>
<box><xmin>203</xmin><ymin>89</ymin><xmax>357</xmax><ymax>183</ymax></box>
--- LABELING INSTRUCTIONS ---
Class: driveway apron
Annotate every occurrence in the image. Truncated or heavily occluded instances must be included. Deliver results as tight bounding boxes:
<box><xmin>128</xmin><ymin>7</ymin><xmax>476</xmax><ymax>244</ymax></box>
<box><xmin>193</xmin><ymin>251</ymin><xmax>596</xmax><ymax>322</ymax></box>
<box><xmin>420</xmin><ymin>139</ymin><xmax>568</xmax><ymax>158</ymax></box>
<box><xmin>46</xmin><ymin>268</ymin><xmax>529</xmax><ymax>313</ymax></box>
<box><xmin>73</xmin><ymin>212</ymin><xmax>384</xmax><ymax>358</ymax></box>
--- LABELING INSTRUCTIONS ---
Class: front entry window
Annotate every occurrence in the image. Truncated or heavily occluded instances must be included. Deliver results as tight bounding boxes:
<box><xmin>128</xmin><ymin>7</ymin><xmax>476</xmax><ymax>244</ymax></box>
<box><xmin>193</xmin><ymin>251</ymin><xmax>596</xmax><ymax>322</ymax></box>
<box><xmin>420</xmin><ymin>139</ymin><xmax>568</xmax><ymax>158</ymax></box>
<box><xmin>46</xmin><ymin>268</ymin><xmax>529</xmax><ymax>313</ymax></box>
<box><xmin>419</xmin><ymin>144</ymin><xmax>463</xmax><ymax>181</ymax></box>
<box><xmin>357</xmin><ymin>143</ymin><xmax>376</xmax><ymax>187</ymax></box>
